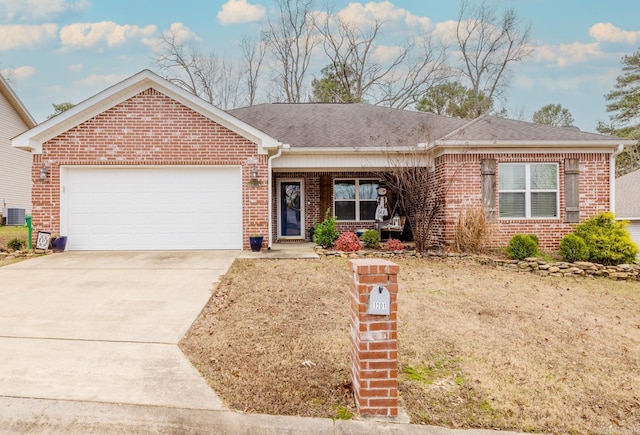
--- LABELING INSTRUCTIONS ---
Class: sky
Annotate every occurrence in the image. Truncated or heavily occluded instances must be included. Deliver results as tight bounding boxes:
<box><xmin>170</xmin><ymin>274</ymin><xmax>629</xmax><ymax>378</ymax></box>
<box><xmin>1</xmin><ymin>0</ymin><xmax>640</xmax><ymax>132</ymax></box>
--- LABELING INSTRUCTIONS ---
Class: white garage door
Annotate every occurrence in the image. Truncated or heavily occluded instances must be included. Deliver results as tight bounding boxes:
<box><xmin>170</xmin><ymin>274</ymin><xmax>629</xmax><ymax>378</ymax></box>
<box><xmin>61</xmin><ymin>166</ymin><xmax>242</xmax><ymax>250</ymax></box>
<box><xmin>628</xmin><ymin>221</ymin><xmax>640</xmax><ymax>257</ymax></box>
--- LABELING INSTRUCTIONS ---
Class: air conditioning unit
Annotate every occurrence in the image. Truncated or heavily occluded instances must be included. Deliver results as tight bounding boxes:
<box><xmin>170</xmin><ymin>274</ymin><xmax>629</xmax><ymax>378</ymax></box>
<box><xmin>6</xmin><ymin>208</ymin><xmax>25</xmax><ymax>226</ymax></box>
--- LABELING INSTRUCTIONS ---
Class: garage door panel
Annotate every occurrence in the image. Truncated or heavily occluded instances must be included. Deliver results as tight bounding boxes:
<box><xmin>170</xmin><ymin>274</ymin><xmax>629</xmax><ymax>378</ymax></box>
<box><xmin>63</xmin><ymin>167</ymin><xmax>242</xmax><ymax>250</ymax></box>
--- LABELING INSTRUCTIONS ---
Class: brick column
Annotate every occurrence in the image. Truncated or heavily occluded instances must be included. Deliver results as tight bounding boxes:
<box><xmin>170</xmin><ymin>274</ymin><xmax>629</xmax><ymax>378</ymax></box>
<box><xmin>348</xmin><ymin>258</ymin><xmax>399</xmax><ymax>418</ymax></box>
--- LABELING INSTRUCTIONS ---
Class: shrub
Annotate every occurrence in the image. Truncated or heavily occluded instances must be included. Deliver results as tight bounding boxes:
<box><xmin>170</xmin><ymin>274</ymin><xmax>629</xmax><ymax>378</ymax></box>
<box><xmin>386</xmin><ymin>238</ymin><xmax>404</xmax><ymax>251</ymax></box>
<box><xmin>559</xmin><ymin>234</ymin><xmax>589</xmax><ymax>263</ymax></box>
<box><xmin>313</xmin><ymin>208</ymin><xmax>340</xmax><ymax>248</ymax></box>
<box><xmin>334</xmin><ymin>232</ymin><xmax>361</xmax><ymax>252</ymax></box>
<box><xmin>573</xmin><ymin>212</ymin><xmax>638</xmax><ymax>265</ymax></box>
<box><xmin>454</xmin><ymin>205</ymin><xmax>488</xmax><ymax>253</ymax></box>
<box><xmin>506</xmin><ymin>234</ymin><xmax>538</xmax><ymax>260</ymax></box>
<box><xmin>528</xmin><ymin>234</ymin><xmax>539</xmax><ymax>245</ymax></box>
<box><xmin>7</xmin><ymin>238</ymin><xmax>25</xmax><ymax>251</ymax></box>
<box><xmin>361</xmin><ymin>229</ymin><xmax>380</xmax><ymax>248</ymax></box>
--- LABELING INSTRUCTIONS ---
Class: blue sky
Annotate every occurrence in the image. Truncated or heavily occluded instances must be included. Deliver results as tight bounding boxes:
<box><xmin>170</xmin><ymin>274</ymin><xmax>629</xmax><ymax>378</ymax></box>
<box><xmin>1</xmin><ymin>0</ymin><xmax>640</xmax><ymax>132</ymax></box>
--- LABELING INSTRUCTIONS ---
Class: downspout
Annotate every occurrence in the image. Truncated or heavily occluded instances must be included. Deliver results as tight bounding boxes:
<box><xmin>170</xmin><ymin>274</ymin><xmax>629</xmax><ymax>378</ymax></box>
<box><xmin>267</xmin><ymin>143</ymin><xmax>287</xmax><ymax>250</ymax></box>
<box><xmin>610</xmin><ymin>144</ymin><xmax>625</xmax><ymax>214</ymax></box>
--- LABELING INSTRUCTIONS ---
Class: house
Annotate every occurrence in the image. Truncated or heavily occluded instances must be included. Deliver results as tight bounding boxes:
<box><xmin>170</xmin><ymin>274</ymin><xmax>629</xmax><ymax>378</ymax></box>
<box><xmin>1</xmin><ymin>73</ymin><xmax>36</xmax><ymax>223</ymax></box>
<box><xmin>12</xmin><ymin>70</ymin><xmax>635</xmax><ymax>251</ymax></box>
<box><xmin>615</xmin><ymin>168</ymin><xmax>640</xmax><ymax>251</ymax></box>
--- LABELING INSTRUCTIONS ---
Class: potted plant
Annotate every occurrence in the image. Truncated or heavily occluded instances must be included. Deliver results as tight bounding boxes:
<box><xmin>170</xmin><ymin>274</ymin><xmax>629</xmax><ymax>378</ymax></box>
<box><xmin>249</xmin><ymin>233</ymin><xmax>263</xmax><ymax>252</ymax></box>
<box><xmin>50</xmin><ymin>235</ymin><xmax>68</xmax><ymax>252</ymax></box>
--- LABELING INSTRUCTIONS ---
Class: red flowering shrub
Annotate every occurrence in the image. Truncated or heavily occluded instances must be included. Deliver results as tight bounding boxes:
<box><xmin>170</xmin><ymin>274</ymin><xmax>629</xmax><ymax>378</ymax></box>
<box><xmin>334</xmin><ymin>232</ymin><xmax>362</xmax><ymax>252</ymax></box>
<box><xmin>386</xmin><ymin>239</ymin><xmax>404</xmax><ymax>251</ymax></box>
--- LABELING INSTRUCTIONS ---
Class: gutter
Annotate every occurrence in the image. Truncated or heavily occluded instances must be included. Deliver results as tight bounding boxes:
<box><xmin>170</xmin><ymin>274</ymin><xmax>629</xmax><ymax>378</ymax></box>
<box><xmin>267</xmin><ymin>143</ymin><xmax>288</xmax><ymax>249</ymax></box>
<box><xmin>610</xmin><ymin>144</ymin><xmax>625</xmax><ymax>214</ymax></box>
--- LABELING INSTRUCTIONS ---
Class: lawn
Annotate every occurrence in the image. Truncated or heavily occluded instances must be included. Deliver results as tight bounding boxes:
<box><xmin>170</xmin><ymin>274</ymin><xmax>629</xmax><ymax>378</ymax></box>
<box><xmin>179</xmin><ymin>257</ymin><xmax>640</xmax><ymax>434</ymax></box>
<box><xmin>0</xmin><ymin>225</ymin><xmax>28</xmax><ymax>249</ymax></box>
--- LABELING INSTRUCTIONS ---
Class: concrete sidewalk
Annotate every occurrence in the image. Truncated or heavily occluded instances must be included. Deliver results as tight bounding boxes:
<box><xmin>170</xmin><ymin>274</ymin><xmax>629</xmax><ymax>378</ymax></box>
<box><xmin>0</xmin><ymin>397</ymin><xmax>525</xmax><ymax>435</ymax></box>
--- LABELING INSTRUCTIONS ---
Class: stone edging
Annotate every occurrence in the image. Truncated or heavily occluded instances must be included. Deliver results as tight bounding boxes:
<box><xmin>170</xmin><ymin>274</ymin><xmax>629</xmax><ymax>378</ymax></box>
<box><xmin>0</xmin><ymin>249</ymin><xmax>53</xmax><ymax>262</ymax></box>
<box><xmin>314</xmin><ymin>247</ymin><xmax>640</xmax><ymax>282</ymax></box>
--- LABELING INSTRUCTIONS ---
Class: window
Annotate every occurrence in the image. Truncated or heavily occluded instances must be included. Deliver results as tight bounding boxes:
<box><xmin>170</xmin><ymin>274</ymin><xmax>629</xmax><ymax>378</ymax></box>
<box><xmin>334</xmin><ymin>179</ymin><xmax>378</xmax><ymax>221</ymax></box>
<box><xmin>498</xmin><ymin>163</ymin><xmax>558</xmax><ymax>218</ymax></box>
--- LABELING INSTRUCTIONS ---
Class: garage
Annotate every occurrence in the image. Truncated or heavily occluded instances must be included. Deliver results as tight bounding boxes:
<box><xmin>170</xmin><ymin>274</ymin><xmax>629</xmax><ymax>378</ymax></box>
<box><xmin>628</xmin><ymin>221</ymin><xmax>640</xmax><ymax>255</ymax></box>
<box><xmin>61</xmin><ymin>166</ymin><xmax>242</xmax><ymax>250</ymax></box>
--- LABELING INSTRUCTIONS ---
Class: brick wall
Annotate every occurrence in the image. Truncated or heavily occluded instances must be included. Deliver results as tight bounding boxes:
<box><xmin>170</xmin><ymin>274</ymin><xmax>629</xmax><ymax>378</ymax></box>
<box><xmin>31</xmin><ymin>88</ymin><xmax>268</xmax><ymax>249</ymax></box>
<box><xmin>434</xmin><ymin>152</ymin><xmax>611</xmax><ymax>251</ymax></box>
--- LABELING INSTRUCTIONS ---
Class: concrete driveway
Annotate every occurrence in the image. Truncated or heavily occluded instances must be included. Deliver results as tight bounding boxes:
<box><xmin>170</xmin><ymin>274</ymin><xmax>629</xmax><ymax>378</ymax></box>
<box><xmin>0</xmin><ymin>251</ymin><xmax>237</xmax><ymax>410</ymax></box>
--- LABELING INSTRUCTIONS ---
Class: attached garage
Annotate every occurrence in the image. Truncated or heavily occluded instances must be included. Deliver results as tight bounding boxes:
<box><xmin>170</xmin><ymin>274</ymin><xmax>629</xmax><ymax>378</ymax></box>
<box><xmin>61</xmin><ymin>166</ymin><xmax>242</xmax><ymax>250</ymax></box>
<box><xmin>616</xmin><ymin>168</ymin><xmax>640</xmax><ymax>258</ymax></box>
<box><xmin>12</xmin><ymin>70</ymin><xmax>280</xmax><ymax>251</ymax></box>
<box><xmin>628</xmin><ymin>221</ymin><xmax>640</xmax><ymax>254</ymax></box>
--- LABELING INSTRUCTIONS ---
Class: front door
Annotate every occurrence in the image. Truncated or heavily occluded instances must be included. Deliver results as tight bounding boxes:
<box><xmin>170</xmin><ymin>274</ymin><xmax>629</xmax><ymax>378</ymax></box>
<box><xmin>278</xmin><ymin>180</ymin><xmax>304</xmax><ymax>238</ymax></box>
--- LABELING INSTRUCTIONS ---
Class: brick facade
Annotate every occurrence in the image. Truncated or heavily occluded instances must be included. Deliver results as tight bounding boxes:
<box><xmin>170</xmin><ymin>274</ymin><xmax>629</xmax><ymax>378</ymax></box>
<box><xmin>274</xmin><ymin>152</ymin><xmax>612</xmax><ymax>252</ymax></box>
<box><xmin>432</xmin><ymin>152</ymin><xmax>611</xmax><ymax>251</ymax></box>
<box><xmin>31</xmin><ymin>89</ymin><xmax>269</xmax><ymax>249</ymax></box>
<box><xmin>29</xmin><ymin>84</ymin><xmax>615</xmax><ymax>253</ymax></box>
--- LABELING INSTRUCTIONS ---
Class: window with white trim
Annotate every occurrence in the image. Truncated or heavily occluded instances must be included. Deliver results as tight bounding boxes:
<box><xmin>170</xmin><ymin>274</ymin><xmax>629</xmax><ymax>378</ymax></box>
<box><xmin>334</xmin><ymin>179</ymin><xmax>378</xmax><ymax>221</ymax></box>
<box><xmin>498</xmin><ymin>163</ymin><xmax>559</xmax><ymax>218</ymax></box>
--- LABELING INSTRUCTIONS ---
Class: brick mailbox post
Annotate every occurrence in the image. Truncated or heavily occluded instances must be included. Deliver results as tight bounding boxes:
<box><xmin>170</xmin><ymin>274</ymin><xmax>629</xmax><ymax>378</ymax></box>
<box><xmin>348</xmin><ymin>258</ymin><xmax>399</xmax><ymax>418</ymax></box>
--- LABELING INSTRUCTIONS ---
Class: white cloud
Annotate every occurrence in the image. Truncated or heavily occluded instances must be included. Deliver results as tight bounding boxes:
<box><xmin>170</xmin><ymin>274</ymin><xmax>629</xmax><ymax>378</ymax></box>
<box><xmin>145</xmin><ymin>22</ymin><xmax>199</xmax><ymax>52</ymax></box>
<box><xmin>589</xmin><ymin>22</ymin><xmax>640</xmax><ymax>45</ymax></box>
<box><xmin>163</xmin><ymin>22</ymin><xmax>199</xmax><ymax>44</ymax></box>
<box><xmin>217</xmin><ymin>0</ymin><xmax>266</xmax><ymax>25</ymax></box>
<box><xmin>1</xmin><ymin>0</ymin><xmax>90</xmax><ymax>22</ymax></box>
<box><xmin>373</xmin><ymin>45</ymin><xmax>403</xmax><ymax>63</ymax></box>
<box><xmin>1</xmin><ymin>65</ymin><xmax>36</xmax><ymax>80</ymax></box>
<box><xmin>69</xmin><ymin>63</ymin><xmax>83</xmax><ymax>71</ymax></box>
<box><xmin>72</xmin><ymin>73</ymin><xmax>128</xmax><ymax>87</ymax></box>
<box><xmin>431</xmin><ymin>20</ymin><xmax>458</xmax><ymax>45</ymax></box>
<box><xmin>59</xmin><ymin>21</ymin><xmax>157</xmax><ymax>50</ymax></box>
<box><xmin>336</xmin><ymin>1</ymin><xmax>431</xmax><ymax>31</ymax></box>
<box><xmin>0</xmin><ymin>23</ymin><xmax>58</xmax><ymax>50</ymax></box>
<box><xmin>533</xmin><ymin>42</ymin><xmax>603</xmax><ymax>67</ymax></box>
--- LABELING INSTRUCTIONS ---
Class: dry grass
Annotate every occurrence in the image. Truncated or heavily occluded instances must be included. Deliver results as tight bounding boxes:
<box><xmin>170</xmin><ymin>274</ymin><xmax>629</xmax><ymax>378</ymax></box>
<box><xmin>454</xmin><ymin>205</ymin><xmax>490</xmax><ymax>253</ymax></box>
<box><xmin>179</xmin><ymin>257</ymin><xmax>640</xmax><ymax>434</ymax></box>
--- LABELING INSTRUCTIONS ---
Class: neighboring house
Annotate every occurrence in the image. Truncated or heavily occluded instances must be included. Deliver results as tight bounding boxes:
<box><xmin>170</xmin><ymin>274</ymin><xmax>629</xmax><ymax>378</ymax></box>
<box><xmin>615</xmin><ymin>168</ymin><xmax>640</xmax><ymax>251</ymax></box>
<box><xmin>0</xmin><ymin>73</ymin><xmax>36</xmax><ymax>222</ymax></box>
<box><xmin>12</xmin><ymin>70</ymin><xmax>635</xmax><ymax>251</ymax></box>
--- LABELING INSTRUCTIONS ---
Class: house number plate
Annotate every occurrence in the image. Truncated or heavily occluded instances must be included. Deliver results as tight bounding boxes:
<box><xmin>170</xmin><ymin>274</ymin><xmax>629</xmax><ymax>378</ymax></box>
<box><xmin>367</xmin><ymin>285</ymin><xmax>390</xmax><ymax>315</ymax></box>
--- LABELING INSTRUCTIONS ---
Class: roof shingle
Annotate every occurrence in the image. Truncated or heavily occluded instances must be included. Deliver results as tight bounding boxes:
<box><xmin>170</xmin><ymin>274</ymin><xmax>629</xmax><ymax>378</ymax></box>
<box><xmin>228</xmin><ymin>103</ymin><xmax>622</xmax><ymax>149</ymax></box>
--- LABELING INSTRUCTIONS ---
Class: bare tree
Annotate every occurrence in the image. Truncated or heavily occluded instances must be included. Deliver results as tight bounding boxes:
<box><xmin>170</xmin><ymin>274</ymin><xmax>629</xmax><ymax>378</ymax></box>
<box><xmin>241</xmin><ymin>36</ymin><xmax>266</xmax><ymax>106</ymax></box>
<box><xmin>381</xmin><ymin>152</ymin><xmax>438</xmax><ymax>252</ymax></box>
<box><xmin>315</xmin><ymin>14</ymin><xmax>449</xmax><ymax>108</ymax></box>
<box><xmin>456</xmin><ymin>0</ymin><xmax>533</xmax><ymax>117</ymax></box>
<box><xmin>152</xmin><ymin>27</ymin><xmax>244</xmax><ymax>109</ymax></box>
<box><xmin>262</xmin><ymin>0</ymin><xmax>318</xmax><ymax>103</ymax></box>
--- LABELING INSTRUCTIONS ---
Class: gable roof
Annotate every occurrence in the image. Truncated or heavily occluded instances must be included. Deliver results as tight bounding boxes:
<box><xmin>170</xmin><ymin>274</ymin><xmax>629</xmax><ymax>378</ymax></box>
<box><xmin>12</xmin><ymin>69</ymin><xmax>280</xmax><ymax>154</ymax></box>
<box><xmin>0</xmin><ymin>74</ymin><xmax>36</xmax><ymax>129</ymax></box>
<box><xmin>229</xmin><ymin>103</ymin><xmax>633</xmax><ymax>153</ymax></box>
<box><xmin>616</xmin><ymin>169</ymin><xmax>640</xmax><ymax>218</ymax></box>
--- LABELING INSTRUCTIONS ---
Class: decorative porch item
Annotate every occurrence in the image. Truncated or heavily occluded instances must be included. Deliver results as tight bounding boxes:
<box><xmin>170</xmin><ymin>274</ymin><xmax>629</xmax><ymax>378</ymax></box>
<box><xmin>50</xmin><ymin>236</ymin><xmax>68</xmax><ymax>252</ymax></box>
<box><xmin>249</xmin><ymin>234</ymin><xmax>263</xmax><ymax>252</ymax></box>
<box><xmin>35</xmin><ymin>231</ymin><xmax>51</xmax><ymax>250</ymax></box>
